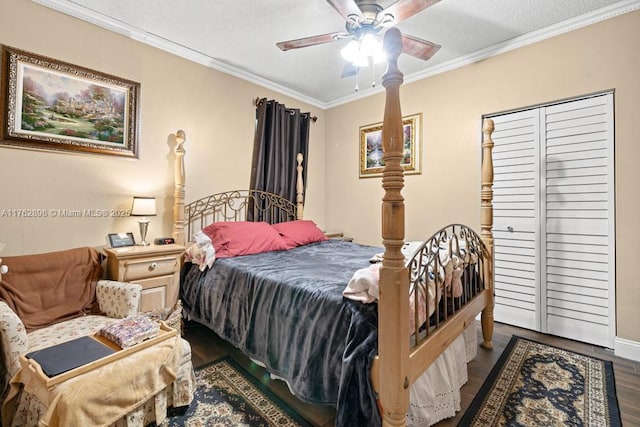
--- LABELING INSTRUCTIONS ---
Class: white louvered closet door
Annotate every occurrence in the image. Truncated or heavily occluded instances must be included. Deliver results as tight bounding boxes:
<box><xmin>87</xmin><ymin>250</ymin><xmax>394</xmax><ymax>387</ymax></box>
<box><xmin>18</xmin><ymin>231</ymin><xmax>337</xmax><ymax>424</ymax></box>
<box><xmin>491</xmin><ymin>110</ymin><xmax>540</xmax><ymax>331</ymax></box>
<box><xmin>489</xmin><ymin>93</ymin><xmax>615</xmax><ymax>348</ymax></box>
<box><xmin>543</xmin><ymin>95</ymin><xmax>615</xmax><ymax>347</ymax></box>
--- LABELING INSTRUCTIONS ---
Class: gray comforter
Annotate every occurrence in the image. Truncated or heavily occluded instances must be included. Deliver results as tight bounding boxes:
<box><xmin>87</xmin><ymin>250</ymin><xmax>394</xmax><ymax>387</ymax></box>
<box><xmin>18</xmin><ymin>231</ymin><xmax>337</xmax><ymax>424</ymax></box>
<box><xmin>181</xmin><ymin>239</ymin><xmax>382</xmax><ymax>426</ymax></box>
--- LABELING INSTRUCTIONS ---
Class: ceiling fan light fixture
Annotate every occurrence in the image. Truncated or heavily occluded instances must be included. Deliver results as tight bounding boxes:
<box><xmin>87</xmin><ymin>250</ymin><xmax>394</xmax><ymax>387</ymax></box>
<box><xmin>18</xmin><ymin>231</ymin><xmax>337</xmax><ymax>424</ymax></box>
<box><xmin>347</xmin><ymin>13</ymin><xmax>360</xmax><ymax>24</ymax></box>
<box><xmin>360</xmin><ymin>33</ymin><xmax>386</xmax><ymax>64</ymax></box>
<box><xmin>341</xmin><ymin>33</ymin><xmax>385</xmax><ymax>67</ymax></box>
<box><xmin>341</xmin><ymin>40</ymin><xmax>368</xmax><ymax>67</ymax></box>
<box><xmin>359</xmin><ymin>34</ymin><xmax>378</xmax><ymax>56</ymax></box>
<box><xmin>276</xmin><ymin>0</ymin><xmax>440</xmax><ymax>81</ymax></box>
<box><xmin>379</xmin><ymin>13</ymin><xmax>395</xmax><ymax>27</ymax></box>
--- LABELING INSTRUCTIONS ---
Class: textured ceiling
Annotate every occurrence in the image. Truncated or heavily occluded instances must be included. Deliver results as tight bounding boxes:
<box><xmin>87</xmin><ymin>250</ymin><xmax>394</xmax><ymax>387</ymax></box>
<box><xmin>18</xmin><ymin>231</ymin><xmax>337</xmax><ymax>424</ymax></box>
<box><xmin>34</xmin><ymin>0</ymin><xmax>639</xmax><ymax>108</ymax></box>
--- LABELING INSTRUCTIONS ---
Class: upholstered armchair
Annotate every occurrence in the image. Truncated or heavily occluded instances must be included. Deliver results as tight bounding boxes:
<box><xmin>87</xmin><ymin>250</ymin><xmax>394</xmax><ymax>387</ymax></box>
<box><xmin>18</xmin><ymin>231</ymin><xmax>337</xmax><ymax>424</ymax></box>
<box><xmin>0</xmin><ymin>247</ymin><xmax>194</xmax><ymax>426</ymax></box>
<box><xmin>0</xmin><ymin>283</ymin><xmax>140</xmax><ymax>385</ymax></box>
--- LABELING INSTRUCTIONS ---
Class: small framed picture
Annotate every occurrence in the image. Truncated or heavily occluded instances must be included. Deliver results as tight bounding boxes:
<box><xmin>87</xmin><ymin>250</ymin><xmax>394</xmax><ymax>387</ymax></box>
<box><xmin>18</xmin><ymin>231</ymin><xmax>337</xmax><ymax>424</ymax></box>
<box><xmin>359</xmin><ymin>113</ymin><xmax>422</xmax><ymax>178</ymax></box>
<box><xmin>107</xmin><ymin>232</ymin><xmax>136</xmax><ymax>248</ymax></box>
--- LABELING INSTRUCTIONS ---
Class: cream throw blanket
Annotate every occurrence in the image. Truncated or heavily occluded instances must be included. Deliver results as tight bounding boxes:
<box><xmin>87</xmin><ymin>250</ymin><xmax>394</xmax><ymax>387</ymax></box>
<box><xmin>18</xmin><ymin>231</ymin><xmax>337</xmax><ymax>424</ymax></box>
<box><xmin>2</xmin><ymin>335</ymin><xmax>180</xmax><ymax>427</ymax></box>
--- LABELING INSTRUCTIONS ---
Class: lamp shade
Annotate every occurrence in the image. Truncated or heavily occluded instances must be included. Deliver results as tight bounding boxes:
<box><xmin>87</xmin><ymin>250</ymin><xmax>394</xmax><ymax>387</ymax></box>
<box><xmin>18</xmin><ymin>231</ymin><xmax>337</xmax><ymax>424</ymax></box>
<box><xmin>130</xmin><ymin>196</ymin><xmax>156</xmax><ymax>216</ymax></box>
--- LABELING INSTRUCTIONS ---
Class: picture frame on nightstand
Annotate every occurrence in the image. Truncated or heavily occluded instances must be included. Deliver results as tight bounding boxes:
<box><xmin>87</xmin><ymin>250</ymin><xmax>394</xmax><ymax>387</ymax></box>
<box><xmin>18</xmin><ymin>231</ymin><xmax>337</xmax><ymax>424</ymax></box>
<box><xmin>107</xmin><ymin>233</ymin><xmax>136</xmax><ymax>248</ymax></box>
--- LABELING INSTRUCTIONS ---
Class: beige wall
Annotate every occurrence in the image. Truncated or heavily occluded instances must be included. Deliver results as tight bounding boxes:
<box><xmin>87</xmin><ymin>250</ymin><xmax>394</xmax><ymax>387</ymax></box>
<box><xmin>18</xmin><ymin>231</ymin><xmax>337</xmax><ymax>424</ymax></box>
<box><xmin>325</xmin><ymin>10</ymin><xmax>640</xmax><ymax>342</ymax></box>
<box><xmin>0</xmin><ymin>0</ymin><xmax>325</xmax><ymax>255</ymax></box>
<box><xmin>1</xmin><ymin>1</ymin><xmax>638</xmax><ymax>344</ymax></box>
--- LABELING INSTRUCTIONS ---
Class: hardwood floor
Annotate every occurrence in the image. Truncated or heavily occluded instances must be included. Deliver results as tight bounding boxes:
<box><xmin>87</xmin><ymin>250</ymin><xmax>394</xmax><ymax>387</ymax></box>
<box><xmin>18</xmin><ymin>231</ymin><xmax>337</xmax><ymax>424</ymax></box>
<box><xmin>184</xmin><ymin>320</ymin><xmax>640</xmax><ymax>426</ymax></box>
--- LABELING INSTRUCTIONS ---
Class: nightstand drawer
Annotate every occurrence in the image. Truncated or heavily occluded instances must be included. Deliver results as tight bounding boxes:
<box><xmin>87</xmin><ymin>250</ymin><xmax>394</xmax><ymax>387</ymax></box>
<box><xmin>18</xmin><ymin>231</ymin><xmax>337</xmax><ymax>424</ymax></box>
<box><xmin>122</xmin><ymin>257</ymin><xmax>178</xmax><ymax>281</ymax></box>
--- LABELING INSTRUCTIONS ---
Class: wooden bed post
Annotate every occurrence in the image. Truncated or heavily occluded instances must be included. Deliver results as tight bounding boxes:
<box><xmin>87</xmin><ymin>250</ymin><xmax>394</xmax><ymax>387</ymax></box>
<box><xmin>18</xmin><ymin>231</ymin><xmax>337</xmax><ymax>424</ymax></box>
<box><xmin>172</xmin><ymin>130</ymin><xmax>186</xmax><ymax>246</ymax></box>
<box><xmin>378</xmin><ymin>27</ymin><xmax>410</xmax><ymax>427</ymax></box>
<box><xmin>480</xmin><ymin>119</ymin><xmax>495</xmax><ymax>349</ymax></box>
<box><xmin>296</xmin><ymin>153</ymin><xmax>304</xmax><ymax>220</ymax></box>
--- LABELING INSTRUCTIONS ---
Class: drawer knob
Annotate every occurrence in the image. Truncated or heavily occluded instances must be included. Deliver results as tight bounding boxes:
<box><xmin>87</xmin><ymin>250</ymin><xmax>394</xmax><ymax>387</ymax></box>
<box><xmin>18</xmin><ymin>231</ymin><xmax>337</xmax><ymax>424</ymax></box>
<box><xmin>149</xmin><ymin>262</ymin><xmax>158</xmax><ymax>271</ymax></box>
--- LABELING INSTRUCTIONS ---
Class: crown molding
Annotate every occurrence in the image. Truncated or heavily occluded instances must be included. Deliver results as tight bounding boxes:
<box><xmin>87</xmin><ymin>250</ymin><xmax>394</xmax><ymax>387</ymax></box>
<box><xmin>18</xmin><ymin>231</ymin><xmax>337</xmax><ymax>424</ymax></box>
<box><xmin>31</xmin><ymin>0</ymin><xmax>640</xmax><ymax>110</ymax></box>
<box><xmin>400</xmin><ymin>0</ymin><xmax>640</xmax><ymax>88</ymax></box>
<box><xmin>327</xmin><ymin>0</ymin><xmax>640</xmax><ymax>108</ymax></box>
<box><xmin>29</xmin><ymin>0</ymin><xmax>326</xmax><ymax>109</ymax></box>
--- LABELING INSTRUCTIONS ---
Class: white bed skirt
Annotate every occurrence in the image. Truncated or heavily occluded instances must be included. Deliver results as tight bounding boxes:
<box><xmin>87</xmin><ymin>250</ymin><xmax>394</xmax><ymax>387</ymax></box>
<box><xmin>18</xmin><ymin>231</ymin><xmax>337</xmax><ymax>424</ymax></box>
<box><xmin>254</xmin><ymin>324</ymin><xmax>477</xmax><ymax>426</ymax></box>
<box><xmin>407</xmin><ymin>325</ymin><xmax>477</xmax><ymax>426</ymax></box>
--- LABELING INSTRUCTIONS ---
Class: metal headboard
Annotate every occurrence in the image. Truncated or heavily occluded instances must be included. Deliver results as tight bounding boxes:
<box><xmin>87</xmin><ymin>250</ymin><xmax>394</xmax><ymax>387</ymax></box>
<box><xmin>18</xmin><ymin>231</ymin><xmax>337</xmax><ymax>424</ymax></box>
<box><xmin>184</xmin><ymin>190</ymin><xmax>297</xmax><ymax>241</ymax></box>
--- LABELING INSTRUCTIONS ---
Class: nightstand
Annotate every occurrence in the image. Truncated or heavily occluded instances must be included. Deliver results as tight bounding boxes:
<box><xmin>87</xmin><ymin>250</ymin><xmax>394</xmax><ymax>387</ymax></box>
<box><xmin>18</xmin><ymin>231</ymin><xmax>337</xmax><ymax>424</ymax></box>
<box><xmin>103</xmin><ymin>244</ymin><xmax>185</xmax><ymax>312</ymax></box>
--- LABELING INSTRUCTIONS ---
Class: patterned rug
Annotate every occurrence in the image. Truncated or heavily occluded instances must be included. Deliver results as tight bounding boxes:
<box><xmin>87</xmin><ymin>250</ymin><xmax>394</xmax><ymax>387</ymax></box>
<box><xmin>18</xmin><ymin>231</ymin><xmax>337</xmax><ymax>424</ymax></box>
<box><xmin>458</xmin><ymin>336</ymin><xmax>622</xmax><ymax>426</ymax></box>
<box><xmin>163</xmin><ymin>356</ymin><xmax>312</xmax><ymax>426</ymax></box>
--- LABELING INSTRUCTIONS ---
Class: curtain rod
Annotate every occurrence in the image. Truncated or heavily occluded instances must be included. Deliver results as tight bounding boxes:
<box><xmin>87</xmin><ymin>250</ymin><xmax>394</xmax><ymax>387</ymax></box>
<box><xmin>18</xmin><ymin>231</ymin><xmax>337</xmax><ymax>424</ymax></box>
<box><xmin>253</xmin><ymin>97</ymin><xmax>317</xmax><ymax>123</ymax></box>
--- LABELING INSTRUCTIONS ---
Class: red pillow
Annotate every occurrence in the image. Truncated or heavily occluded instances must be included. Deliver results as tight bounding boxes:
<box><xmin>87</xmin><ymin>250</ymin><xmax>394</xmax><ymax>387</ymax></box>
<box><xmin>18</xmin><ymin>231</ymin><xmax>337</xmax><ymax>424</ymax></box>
<box><xmin>271</xmin><ymin>220</ymin><xmax>328</xmax><ymax>249</ymax></box>
<box><xmin>202</xmin><ymin>221</ymin><xmax>288</xmax><ymax>258</ymax></box>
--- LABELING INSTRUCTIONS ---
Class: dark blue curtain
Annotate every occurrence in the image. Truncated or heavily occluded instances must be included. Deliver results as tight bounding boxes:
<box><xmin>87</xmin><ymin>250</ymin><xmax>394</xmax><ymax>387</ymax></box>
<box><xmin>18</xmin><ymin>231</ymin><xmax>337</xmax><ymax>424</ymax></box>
<box><xmin>250</xmin><ymin>98</ymin><xmax>310</xmax><ymax>206</ymax></box>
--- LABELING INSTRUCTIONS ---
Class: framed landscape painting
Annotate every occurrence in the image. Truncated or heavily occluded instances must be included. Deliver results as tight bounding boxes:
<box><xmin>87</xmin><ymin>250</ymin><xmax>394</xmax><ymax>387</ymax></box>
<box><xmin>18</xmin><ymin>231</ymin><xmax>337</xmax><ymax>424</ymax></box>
<box><xmin>0</xmin><ymin>46</ymin><xmax>139</xmax><ymax>158</ymax></box>
<box><xmin>359</xmin><ymin>113</ymin><xmax>422</xmax><ymax>178</ymax></box>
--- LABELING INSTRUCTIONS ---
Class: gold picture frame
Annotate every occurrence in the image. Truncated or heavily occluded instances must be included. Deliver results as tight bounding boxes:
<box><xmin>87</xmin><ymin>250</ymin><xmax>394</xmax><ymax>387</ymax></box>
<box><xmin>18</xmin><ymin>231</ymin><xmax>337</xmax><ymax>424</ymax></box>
<box><xmin>0</xmin><ymin>46</ymin><xmax>140</xmax><ymax>158</ymax></box>
<box><xmin>359</xmin><ymin>113</ymin><xmax>422</xmax><ymax>178</ymax></box>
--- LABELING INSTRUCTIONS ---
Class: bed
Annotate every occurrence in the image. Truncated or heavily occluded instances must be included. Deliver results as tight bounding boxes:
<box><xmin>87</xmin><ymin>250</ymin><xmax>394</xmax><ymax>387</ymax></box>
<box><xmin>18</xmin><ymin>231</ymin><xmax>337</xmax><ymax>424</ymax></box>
<box><xmin>171</xmin><ymin>28</ymin><xmax>495</xmax><ymax>426</ymax></box>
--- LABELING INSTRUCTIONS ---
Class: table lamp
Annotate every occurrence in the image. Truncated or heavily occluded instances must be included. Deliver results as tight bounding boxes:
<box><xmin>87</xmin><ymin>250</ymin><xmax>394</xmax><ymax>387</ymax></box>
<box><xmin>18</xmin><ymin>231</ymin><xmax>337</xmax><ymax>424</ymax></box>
<box><xmin>130</xmin><ymin>196</ymin><xmax>156</xmax><ymax>246</ymax></box>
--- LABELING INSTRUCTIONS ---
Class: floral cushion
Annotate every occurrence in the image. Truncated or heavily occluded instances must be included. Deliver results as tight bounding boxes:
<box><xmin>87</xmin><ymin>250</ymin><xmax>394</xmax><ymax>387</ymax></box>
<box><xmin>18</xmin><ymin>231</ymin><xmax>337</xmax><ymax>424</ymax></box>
<box><xmin>96</xmin><ymin>280</ymin><xmax>141</xmax><ymax>318</ymax></box>
<box><xmin>27</xmin><ymin>315</ymin><xmax>119</xmax><ymax>353</ymax></box>
<box><xmin>0</xmin><ymin>301</ymin><xmax>28</xmax><ymax>380</ymax></box>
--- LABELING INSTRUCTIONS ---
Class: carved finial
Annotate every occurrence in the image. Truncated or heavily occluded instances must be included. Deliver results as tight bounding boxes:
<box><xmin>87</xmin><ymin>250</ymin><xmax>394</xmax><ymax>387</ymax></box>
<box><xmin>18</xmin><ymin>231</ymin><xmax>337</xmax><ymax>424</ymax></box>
<box><xmin>483</xmin><ymin>118</ymin><xmax>494</xmax><ymax>134</ymax></box>
<box><xmin>296</xmin><ymin>153</ymin><xmax>305</xmax><ymax>220</ymax></box>
<box><xmin>382</xmin><ymin>27</ymin><xmax>404</xmax><ymax>90</ymax></box>
<box><xmin>176</xmin><ymin>129</ymin><xmax>186</xmax><ymax>149</ymax></box>
<box><xmin>383</xmin><ymin>27</ymin><xmax>403</xmax><ymax>64</ymax></box>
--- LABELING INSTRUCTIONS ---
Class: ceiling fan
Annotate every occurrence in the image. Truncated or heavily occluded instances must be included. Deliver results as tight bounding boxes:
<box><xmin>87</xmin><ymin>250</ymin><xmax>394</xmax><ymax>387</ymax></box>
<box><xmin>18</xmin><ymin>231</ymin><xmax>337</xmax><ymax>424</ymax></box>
<box><xmin>276</xmin><ymin>0</ymin><xmax>442</xmax><ymax>77</ymax></box>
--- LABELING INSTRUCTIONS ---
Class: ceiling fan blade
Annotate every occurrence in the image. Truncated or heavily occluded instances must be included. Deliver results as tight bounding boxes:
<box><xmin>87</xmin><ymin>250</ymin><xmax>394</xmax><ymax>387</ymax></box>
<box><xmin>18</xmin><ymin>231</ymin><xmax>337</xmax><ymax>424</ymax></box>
<box><xmin>326</xmin><ymin>0</ymin><xmax>363</xmax><ymax>23</ymax></box>
<box><xmin>378</xmin><ymin>0</ymin><xmax>442</xmax><ymax>26</ymax></box>
<box><xmin>276</xmin><ymin>32</ymin><xmax>345</xmax><ymax>51</ymax></box>
<box><xmin>401</xmin><ymin>34</ymin><xmax>441</xmax><ymax>61</ymax></box>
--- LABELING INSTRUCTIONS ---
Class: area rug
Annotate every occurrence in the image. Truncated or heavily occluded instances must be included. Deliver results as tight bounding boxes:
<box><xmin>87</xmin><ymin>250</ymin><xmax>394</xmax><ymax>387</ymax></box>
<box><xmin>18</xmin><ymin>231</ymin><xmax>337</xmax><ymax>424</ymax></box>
<box><xmin>163</xmin><ymin>356</ymin><xmax>312</xmax><ymax>426</ymax></box>
<box><xmin>458</xmin><ymin>336</ymin><xmax>622</xmax><ymax>426</ymax></box>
